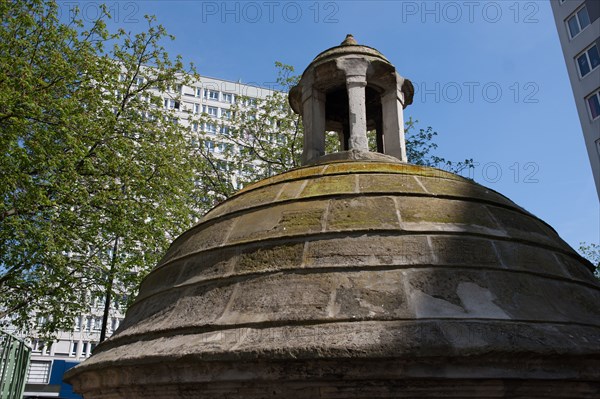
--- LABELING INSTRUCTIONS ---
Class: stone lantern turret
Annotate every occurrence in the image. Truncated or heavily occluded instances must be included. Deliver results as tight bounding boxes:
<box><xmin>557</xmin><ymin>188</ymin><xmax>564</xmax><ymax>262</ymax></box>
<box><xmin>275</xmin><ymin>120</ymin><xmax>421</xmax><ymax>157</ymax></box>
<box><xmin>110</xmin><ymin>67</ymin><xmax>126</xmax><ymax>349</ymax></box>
<box><xmin>289</xmin><ymin>34</ymin><xmax>414</xmax><ymax>164</ymax></box>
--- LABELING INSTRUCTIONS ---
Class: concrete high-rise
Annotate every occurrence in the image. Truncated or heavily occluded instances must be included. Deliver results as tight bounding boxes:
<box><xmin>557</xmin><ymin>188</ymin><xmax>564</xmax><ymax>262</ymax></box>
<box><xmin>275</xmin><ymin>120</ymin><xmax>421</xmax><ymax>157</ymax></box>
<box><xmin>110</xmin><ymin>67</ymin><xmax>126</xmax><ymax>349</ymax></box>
<box><xmin>550</xmin><ymin>0</ymin><xmax>600</xmax><ymax>198</ymax></box>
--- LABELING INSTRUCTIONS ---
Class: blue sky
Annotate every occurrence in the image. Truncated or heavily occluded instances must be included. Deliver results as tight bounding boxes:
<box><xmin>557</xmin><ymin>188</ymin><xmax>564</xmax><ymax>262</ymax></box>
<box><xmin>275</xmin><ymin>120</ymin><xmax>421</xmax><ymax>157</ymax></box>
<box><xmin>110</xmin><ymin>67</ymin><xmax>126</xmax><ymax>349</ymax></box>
<box><xmin>65</xmin><ymin>0</ymin><xmax>599</xmax><ymax>249</ymax></box>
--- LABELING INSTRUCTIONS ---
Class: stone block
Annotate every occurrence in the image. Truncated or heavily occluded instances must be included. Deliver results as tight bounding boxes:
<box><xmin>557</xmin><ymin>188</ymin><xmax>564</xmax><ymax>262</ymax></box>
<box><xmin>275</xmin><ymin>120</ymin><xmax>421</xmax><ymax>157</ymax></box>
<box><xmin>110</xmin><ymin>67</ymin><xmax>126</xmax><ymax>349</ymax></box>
<box><xmin>405</xmin><ymin>269</ymin><xmax>511</xmax><ymax>319</ymax></box>
<box><xmin>162</xmin><ymin>283</ymin><xmax>236</xmax><ymax>330</ymax></box>
<box><xmin>221</xmin><ymin>273</ymin><xmax>333</xmax><ymax>324</ymax></box>
<box><xmin>397</xmin><ymin>197</ymin><xmax>499</xmax><ymax>233</ymax></box>
<box><xmin>276</xmin><ymin>179</ymin><xmax>307</xmax><ymax>201</ymax></box>
<box><xmin>429</xmin><ymin>236</ymin><xmax>499</xmax><ymax>267</ymax></box>
<box><xmin>174</xmin><ymin>250</ymin><xmax>237</xmax><ymax>287</ymax></box>
<box><xmin>300</xmin><ymin>174</ymin><xmax>357</xmax><ymax>197</ymax></box>
<box><xmin>327</xmin><ymin>196</ymin><xmax>399</xmax><ymax>231</ymax></box>
<box><xmin>555</xmin><ymin>253</ymin><xmax>597</xmax><ymax>282</ymax></box>
<box><xmin>418</xmin><ymin>176</ymin><xmax>513</xmax><ymax>207</ymax></box>
<box><xmin>159</xmin><ymin>218</ymin><xmax>236</xmax><ymax>264</ymax></box>
<box><xmin>484</xmin><ymin>270</ymin><xmax>600</xmax><ymax>323</ymax></box>
<box><xmin>203</xmin><ymin>184</ymin><xmax>281</xmax><ymax>221</ymax></box>
<box><xmin>494</xmin><ymin>241</ymin><xmax>567</xmax><ymax>277</ymax></box>
<box><xmin>226</xmin><ymin>200</ymin><xmax>328</xmax><ymax>244</ymax></box>
<box><xmin>358</xmin><ymin>173</ymin><xmax>425</xmax><ymax>194</ymax></box>
<box><xmin>114</xmin><ymin>289</ymin><xmax>182</xmax><ymax>337</ymax></box>
<box><xmin>486</xmin><ymin>206</ymin><xmax>554</xmax><ymax>243</ymax></box>
<box><xmin>333</xmin><ymin>271</ymin><xmax>411</xmax><ymax>319</ymax></box>
<box><xmin>304</xmin><ymin>235</ymin><xmax>432</xmax><ymax>268</ymax></box>
<box><xmin>234</xmin><ymin>242</ymin><xmax>305</xmax><ymax>274</ymax></box>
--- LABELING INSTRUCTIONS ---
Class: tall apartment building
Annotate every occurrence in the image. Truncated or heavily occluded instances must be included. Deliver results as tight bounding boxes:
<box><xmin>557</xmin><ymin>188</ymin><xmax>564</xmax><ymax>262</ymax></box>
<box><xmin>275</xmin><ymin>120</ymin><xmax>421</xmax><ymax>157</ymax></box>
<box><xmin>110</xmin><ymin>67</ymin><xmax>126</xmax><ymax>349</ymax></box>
<box><xmin>550</xmin><ymin>0</ymin><xmax>600</xmax><ymax>198</ymax></box>
<box><xmin>8</xmin><ymin>75</ymin><xmax>275</xmax><ymax>399</ymax></box>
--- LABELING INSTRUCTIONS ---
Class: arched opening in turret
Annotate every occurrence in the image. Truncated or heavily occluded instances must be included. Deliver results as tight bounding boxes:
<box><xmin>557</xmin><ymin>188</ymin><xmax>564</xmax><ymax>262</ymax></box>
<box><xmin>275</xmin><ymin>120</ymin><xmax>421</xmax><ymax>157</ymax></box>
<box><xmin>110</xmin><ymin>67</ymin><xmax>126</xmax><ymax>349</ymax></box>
<box><xmin>325</xmin><ymin>85</ymin><xmax>384</xmax><ymax>152</ymax></box>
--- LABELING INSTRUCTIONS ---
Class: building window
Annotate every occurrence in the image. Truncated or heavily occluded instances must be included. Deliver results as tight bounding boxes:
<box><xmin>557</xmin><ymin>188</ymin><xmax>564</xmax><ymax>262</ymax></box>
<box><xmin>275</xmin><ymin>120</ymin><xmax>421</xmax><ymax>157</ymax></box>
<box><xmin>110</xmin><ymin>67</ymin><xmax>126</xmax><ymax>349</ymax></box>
<box><xmin>169</xmin><ymin>84</ymin><xmax>182</xmax><ymax>94</ymax></box>
<box><xmin>567</xmin><ymin>5</ymin><xmax>591</xmax><ymax>38</ymax></box>
<box><xmin>93</xmin><ymin>317</ymin><xmax>102</xmax><ymax>331</ymax></box>
<box><xmin>191</xmin><ymin>122</ymin><xmax>199</xmax><ymax>132</ymax></box>
<box><xmin>82</xmin><ymin>342</ymin><xmax>89</xmax><ymax>357</ymax></box>
<box><xmin>133</xmin><ymin>76</ymin><xmax>144</xmax><ymax>85</ymax></box>
<box><xmin>195</xmin><ymin>88</ymin><xmax>202</xmax><ymax>97</ymax></box>
<box><xmin>86</xmin><ymin>317</ymin><xmax>93</xmax><ymax>331</ymax></box>
<box><xmin>243</xmin><ymin>97</ymin><xmax>257</xmax><ymax>108</ymax></box>
<box><xmin>74</xmin><ymin>315</ymin><xmax>82</xmax><ymax>331</ymax></box>
<box><xmin>222</xmin><ymin>109</ymin><xmax>232</xmax><ymax>119</ymax></box>
<box><xmin>222</xmin><ymin>93</ymin><xmax>234</xmax><ymax>103</ymax></box>
<box><xmin>204</xmin><ymin>89</ymin><xmax>219</xmax><ymax>101</ymax></box>
<box><xmin>208</xmin><ymin>106</ymin><xmax>218</xmax><ymax>117</ymax></box>
<box><xmin>204</xmin><ymin>140</ymin><xmax>215</xmax><ymax>152</ymax></box>
<box><xmin>164</xmin><ymin>98</ymin><xmax>180</xmax><ymax>110</ymax></box>
<box><xmin>27</xmin><ymin>361</ymin><xmax>51</xmax><ymax>384</ymax></box>
<box><xmin>215</xmin><ymin>142</ymin><xmax>227</xmax><ymax>153</ymax></box>
<box><xmin>205</xmin><ymin>123</ymin><xmax>217</xmax><ymax>134</ymax></box>
<box><xmin>220</xmin><ymin>126</ymin><xmax>230</xmax><ymax>135</ymax></box>
<box><xmin>70</xmin><ymin>341</ymin><xmax>78</xmax><ymax>357</ymax></box>
<box><xmin>193</xmin><ymin>103</ymin><xmax>200</xmax><ymax>114</ymax></box>
<box><xmin>587</xmin><ymin>89</ymin><xmax>600</xmax><ymax>120</ymax></box>
<box><xmin>576</xmin><ymin>44</ymin><xmax>600</xmax><ymax>77</ymax></box>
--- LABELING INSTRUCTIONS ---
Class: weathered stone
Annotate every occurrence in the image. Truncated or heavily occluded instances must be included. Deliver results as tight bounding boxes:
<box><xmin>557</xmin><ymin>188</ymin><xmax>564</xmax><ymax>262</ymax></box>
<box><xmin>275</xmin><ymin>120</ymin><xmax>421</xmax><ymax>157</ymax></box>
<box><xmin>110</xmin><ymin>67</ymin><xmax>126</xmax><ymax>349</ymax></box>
<box><xmin>158</xmin><ymin>218</ymin><xmax>235</xmax><ymax>265</ymax></box>
<box><xmin>203</xmin><ymin>184</ymin><xmax>281</xmax><ymax>221</ymax></box>
<box><xmin>234</xmin><ymin>242</ymin><xmax>304</xmax><ymax>274</ymax></box>
<box><xmin>429</xmin><ymin>236</ymin><xmax>500</xmax><ymax>267</ymax></box>
<box><xmin>276</xmin><ymin>179</ymin><xmax>308</xmax><ymax>201</ymax></box>
<box><xmin>304</xmin><ymin>235</ymin><xmax>432</xmax><ymax>267</ymax></box>
<box><xmin>220</xmin><ymin>273</ymin><xmax>333</xmax><ymax>324</ymax></box>
<box><xmin>494</xmin><ymin>241</ymin><xmax>568</xmax><ymax>277</ymax></box>
<box><xmin>173</xmin><ymin>250</ymin><xmax>237</xmax><ymax>287</ymax></box>
<box><xmin>418</xmin><ymin>175</ymin><xmax>514</xmax><ymax>207</ymax></box>
<box><xmin>301</xmin><ymin>174</ymin><xmax>357</xmax><ymax>197</ymax></box>
<box><xmin>486</xmin><ymin>205</ymin><xmax>558</xmax><ymax>244</ymax></box>
<box><xmin>226</xmin><ymin>200</ymin><xmax>328</xmax><ymax>243</ymax></box>
<box><xmin>327</xmin><ymin>196</ymin><xmax>399</xmax><ymax>231</ymax></box>
<box><xmin>358</xmin><ymin>173</ymin><xmax>425</xmax><ymax>193</ymax></box>
<box><xmin>555</xmin><ymin>252</ymin><xmax>598</xmax><ymax>281</ymax></box>
<box><xmin>397</xmin><ymin>196</ymin><xmax>500</xmax><ymax>233</ymax></box>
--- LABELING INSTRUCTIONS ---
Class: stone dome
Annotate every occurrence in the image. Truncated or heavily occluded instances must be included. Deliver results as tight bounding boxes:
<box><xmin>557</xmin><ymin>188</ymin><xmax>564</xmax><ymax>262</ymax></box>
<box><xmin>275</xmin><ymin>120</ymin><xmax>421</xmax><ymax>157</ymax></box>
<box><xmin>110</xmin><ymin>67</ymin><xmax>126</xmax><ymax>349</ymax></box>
<box><xmin>308</xmin><ymin>34</ymin><xmax>391</xmax><ymax>73</ymax></box>
<box><xmin>65</xmin><ymin>159</ymin><xmax>600</xmax><ymax>398</ymax></box>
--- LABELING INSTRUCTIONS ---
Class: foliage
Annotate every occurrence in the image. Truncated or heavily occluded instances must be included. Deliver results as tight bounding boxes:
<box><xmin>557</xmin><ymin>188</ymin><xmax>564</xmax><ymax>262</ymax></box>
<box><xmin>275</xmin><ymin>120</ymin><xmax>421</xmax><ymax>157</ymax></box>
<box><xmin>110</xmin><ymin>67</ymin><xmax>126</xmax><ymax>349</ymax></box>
<box><xmin>0</xmin><ymin>0</ymin><xmax>201</xmax><ymax>337</ymax></box>
<box><xmin>578</xmin><ymin>242</ymin><xmax>600</xmax><ymax>278</ymax></box>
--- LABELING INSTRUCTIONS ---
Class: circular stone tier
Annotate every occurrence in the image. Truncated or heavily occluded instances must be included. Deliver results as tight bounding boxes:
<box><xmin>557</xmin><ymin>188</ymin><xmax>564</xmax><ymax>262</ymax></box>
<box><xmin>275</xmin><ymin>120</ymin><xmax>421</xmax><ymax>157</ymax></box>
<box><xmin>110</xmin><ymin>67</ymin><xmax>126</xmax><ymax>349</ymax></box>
<box><xmin>65</xmin><ymin>160</ymin><xmax>600</xmax><ymax>398</ymax></box>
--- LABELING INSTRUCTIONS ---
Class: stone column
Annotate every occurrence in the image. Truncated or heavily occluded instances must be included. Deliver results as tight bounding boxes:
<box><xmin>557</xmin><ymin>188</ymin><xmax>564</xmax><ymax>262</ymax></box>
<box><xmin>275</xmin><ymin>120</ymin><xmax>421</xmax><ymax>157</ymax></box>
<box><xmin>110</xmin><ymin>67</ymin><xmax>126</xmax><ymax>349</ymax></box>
<box><xmin>381</xmin><ymin>87</ymin><xmax>407</xmax><ymax>162</ymax></box>
<box><xmin>301</xmin><ymin>87</ymin><xmax>326</xmax><ymax>165</ymax></box>
<box><xmin>346</xmin><ymin>76</ymin><xmax>368</xmax><ymax>151</ymax></box>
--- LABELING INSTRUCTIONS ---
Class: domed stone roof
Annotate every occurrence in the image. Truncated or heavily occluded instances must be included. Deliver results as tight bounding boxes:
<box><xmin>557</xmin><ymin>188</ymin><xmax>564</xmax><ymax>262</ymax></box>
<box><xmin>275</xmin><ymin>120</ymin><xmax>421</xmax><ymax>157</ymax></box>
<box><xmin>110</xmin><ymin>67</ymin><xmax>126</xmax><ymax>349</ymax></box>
<box><xmin>307</xmin><ymin>34</ymin><xmax>391</xmax><ymax>72</ymax></box>
<box><xmin>65</xmin><ymin>158</ymin><xmax>600</xmax><ymax>398</ymax></box>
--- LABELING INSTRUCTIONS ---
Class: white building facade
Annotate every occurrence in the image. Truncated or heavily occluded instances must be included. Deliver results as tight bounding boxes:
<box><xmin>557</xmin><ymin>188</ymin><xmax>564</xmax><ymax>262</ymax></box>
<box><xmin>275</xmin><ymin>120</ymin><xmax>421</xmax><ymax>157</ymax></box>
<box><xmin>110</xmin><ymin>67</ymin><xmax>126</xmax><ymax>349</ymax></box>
<box><xmin>550</xmin><ymin>0</ymin><xmax>600</xmax><ymax>199</ymax></box>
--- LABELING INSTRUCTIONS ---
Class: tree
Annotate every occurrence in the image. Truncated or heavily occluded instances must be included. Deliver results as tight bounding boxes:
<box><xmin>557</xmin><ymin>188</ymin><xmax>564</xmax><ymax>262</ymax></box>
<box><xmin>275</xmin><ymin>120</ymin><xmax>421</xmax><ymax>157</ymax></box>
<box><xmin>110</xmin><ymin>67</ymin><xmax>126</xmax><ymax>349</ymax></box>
<box><xmin>0</xmin><ymin>0</ymin><xmax>202</xmax><ymax>338</ymax></box>
<box><xmin>578</xmin><ymin>242</ymin><xmax>600</xmax><ymax>278</ymax></box>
